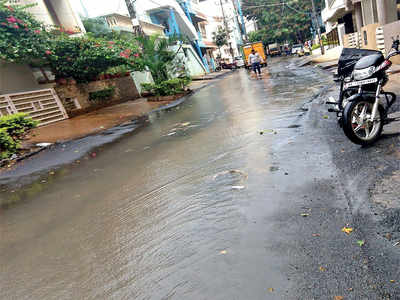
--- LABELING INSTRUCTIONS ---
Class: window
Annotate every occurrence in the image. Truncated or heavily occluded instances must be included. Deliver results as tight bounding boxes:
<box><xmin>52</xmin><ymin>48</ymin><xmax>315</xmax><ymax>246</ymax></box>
<box><xmin>363</xmin><ymin>30</ymin><xmax>368</xmax><ymax>45</ymax></box>
<box><xmin>31</xmin><ymin>66</ymin><xmax>55</xmax><ymax>84</ymax></box>
<box><xmin>200</xmin><ymin>23</ymin><xmax>207</xmax><ymax>38</ymax></box>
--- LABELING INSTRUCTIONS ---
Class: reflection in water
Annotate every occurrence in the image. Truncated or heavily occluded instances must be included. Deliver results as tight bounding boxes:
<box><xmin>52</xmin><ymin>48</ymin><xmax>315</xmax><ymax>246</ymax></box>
<box><xmin>0</xmin><ymin>58</ymin><xmax>332</xmax><ymax>299</ymax></box>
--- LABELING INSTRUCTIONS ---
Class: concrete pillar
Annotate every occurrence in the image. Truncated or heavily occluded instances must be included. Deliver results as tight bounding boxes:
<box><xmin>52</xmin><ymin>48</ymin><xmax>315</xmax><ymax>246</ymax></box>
<box><xmin>354</xmin><ymin>2</ymin><xmax>363</xmax><ymax>32</ymax></box>
<box><xmin>376</xmin><ymin>0</ymin><xmax>387</xmax><ymax>25</ymax></box>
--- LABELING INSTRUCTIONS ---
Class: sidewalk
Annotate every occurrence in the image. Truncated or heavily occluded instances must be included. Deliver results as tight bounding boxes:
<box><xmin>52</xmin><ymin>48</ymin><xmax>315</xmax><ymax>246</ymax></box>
<box><xmin>310</xmin><ymin>46</ymin><xmax>342</xmax><ymax>64</ymax></box>
<box><xmin>25</xmin><ymin>70</ymin><xmax>234</xmax><ymax>145</ymax></box>
<box><xmin>26</xmin><ymin>98</ymin><xmax>166</xmax><ymax>144</ymax></box>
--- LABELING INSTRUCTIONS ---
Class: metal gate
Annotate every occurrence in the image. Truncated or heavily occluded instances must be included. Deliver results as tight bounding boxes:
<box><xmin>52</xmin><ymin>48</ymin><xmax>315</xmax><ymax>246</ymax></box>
<box><xmin>0</xmin><ymin>88</ymin><xmax>68</xmax><ymax>126</ymax></box>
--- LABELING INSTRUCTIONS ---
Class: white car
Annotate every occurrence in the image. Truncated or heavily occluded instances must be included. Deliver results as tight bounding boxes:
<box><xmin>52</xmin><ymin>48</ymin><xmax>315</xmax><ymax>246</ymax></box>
<box><xmin>291</xmin><ymin>44</ymin><xmax>303</xmax><ymax>55</ymax></box>
<box><xmin>234</xmin><ymin>56</ymin><xmax>245</xmax><ymax>68</ymax></box>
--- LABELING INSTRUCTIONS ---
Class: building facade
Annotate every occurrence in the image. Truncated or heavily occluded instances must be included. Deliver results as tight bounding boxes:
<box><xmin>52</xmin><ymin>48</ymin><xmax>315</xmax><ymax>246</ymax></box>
<box><xmin>1</xmin><ymin>0</ymin><xmax>86</xmax><ymax>96</ymax></box>
<box><xmin>7</xmin><ymin>0</ymin><xmax>86</xmax><ymax>34</ymax></box>
<box><xmin>322</xmin><ymin>0</ymin><xmax>400</xmax><ymax>48</ymax></box>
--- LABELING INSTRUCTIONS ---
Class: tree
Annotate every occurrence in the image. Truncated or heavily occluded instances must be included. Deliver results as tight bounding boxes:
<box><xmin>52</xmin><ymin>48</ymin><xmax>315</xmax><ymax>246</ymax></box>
<box><xmin>82</xmin><ymin>17</ymin><xmax>112</xmax><ymax>38</ymax></box>
<box><xmin>242</xmin><ymin>0</ymin><xmax>324</xmax><ymax>45</ymax></box>
<box><xmin>213</xmin><ymin>26</ymin><xmax>228</xmax><ymax>58</ymax></box>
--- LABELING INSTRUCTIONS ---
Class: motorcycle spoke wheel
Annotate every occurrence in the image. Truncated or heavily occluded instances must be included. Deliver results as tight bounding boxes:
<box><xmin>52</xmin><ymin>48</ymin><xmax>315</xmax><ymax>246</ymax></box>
<box><xmin>350</xmin><ymin>102</ymin><xmax>381</xmax><ymax>141</ymax></box>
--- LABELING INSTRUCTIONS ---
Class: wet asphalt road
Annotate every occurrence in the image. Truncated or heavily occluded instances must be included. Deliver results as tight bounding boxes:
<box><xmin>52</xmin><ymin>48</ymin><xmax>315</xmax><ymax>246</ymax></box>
<box><xmin>1</xmin><ymin>57</ymin><xmax>400</xmax><ymax>299</ymax></box>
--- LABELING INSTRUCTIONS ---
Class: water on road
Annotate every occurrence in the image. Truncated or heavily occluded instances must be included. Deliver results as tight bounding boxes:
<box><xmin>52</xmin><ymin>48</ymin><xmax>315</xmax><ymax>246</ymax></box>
<box><xmin>0</xmin><ymin>58</ymin><xmax>333</xmax><ymax>299</ymax></box>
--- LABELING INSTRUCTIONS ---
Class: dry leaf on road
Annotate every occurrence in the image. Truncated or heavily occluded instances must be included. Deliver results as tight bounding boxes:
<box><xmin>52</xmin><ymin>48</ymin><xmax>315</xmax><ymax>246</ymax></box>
<box><xmin>342</xmin><ymin>226</ymin><xmax>353</xmax><ymax>235</ymax></box>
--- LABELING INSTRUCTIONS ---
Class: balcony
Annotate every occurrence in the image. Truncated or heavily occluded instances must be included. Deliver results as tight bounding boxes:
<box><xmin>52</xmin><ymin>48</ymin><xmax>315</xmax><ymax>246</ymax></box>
<box><xmin>321</xmin><ymin>0</ymin><xmax>347</xmax><ymax>22</ymax></box>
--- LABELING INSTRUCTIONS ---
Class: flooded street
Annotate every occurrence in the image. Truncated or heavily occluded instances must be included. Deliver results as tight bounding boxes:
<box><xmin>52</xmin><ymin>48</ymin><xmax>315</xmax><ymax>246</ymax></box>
<box><xmin>2</xmin><ymin>58</ymin><xmax>394</xmax><ymax>299</ymax></box>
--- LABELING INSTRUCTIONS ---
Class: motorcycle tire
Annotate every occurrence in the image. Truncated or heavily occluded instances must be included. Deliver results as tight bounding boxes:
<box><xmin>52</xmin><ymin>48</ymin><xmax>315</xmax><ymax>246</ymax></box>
<box><xmin>342</xmin><ymin>98</ymin><xmax>384</xmax><ymax>146</ymax></box>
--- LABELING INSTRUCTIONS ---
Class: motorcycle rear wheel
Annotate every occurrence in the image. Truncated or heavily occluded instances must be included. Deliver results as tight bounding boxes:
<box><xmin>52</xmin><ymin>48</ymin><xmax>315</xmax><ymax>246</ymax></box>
<box><xmin>342</xmin><ymin>98</ymin><xmax>384</xmax><ymax>146</ymax></box>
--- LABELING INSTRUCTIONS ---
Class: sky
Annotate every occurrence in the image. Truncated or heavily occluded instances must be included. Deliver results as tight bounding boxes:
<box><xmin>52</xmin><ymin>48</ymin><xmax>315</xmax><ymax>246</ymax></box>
<box><xmin>70</xmin><ymin>0</ymin><xmax>128</xmax><ymax>17</ymax></box>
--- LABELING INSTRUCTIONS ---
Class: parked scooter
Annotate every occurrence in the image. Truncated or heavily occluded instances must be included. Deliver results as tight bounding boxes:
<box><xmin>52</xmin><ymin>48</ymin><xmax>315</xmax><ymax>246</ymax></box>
<box><xmin>221</xmin><ymin>61</ymin><xmax>238</xmax><ymax>70</ymax></box>
<box><xmin>327</xmin><ymin>37</ymin><xmax>400</xmax><ymax>146</ymax></box>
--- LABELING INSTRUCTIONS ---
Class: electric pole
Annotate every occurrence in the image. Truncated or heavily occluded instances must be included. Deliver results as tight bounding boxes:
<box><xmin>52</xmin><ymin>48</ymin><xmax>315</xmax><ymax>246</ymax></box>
<box><xmin>311</xmin><ymin>0</ymin><xmax>325</xmax><ymax>55</ymax></box>
<box><xmin>124</xmin><ymin>0</ymin><xmax>143</xmax><ymax>36</ymax></box>
<box><xmin>219</xmin><ymin>0</ymin><xmax>235</xmax><ymax>61</ymax></box>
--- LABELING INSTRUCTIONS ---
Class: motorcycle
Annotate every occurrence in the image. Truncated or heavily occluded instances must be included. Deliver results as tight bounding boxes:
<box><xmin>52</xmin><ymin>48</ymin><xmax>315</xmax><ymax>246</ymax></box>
<box><xmin>327</xmin><ymin>37</ymin><xmax>400</xmax><ymax>146</ymax></box>
<box><xmin>221</xmin><ymin>62</ymin><xmax>238</xmax><ymax>70</ymax></box>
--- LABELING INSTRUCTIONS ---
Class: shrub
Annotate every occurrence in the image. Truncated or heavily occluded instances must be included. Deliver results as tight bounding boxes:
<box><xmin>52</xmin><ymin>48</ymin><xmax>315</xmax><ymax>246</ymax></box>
<box><xmin>89</xmin><ymin>87</ymin><xmax>115</xmax><ymax>101</ymax></box>
<box><xmin>0</xmin><ymin>113</ymin><xmax>38</xmax><ymax>159</ymax></box>
<box><xmin>0</xmin><ymin>113</ymin><xmax>38</xmax><ymax>138</ymax></box>
<box><xmin>142</xmin><ymin>77</ymin><xmax>191</xmax><ymax>96</ymax></box>
<box><xmin>0</xmin><ymin>2</ymin><xmax>50</xmax><ymax>63</ymax></box>
<box><xmin>46</xmin><ymin>36</ymin><xmax>143</xmax><ymax>83</ymax></box>
<box><xmin>0</xmin><ymin>128</ymin><xmax>19</xmax><ymax>159</ymax></box>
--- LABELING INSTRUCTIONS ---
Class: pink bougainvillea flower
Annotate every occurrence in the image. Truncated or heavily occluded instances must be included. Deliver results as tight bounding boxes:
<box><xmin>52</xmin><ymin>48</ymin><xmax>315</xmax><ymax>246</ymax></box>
<box><xmin>6</xmin><ymin>16</ymin><xmax>17</xmax><ymax>23</ymax></box>
<box><xmin>108</xmin><ymin>41</ymin><xmax>115</xmax><ymax>45</ymax></box>
<box><xmin>13</xmin><ymin>24</ymin><xmax>19</xmax><ymax>29</ymax></box>
<box><xmin>45</xmin><ymin>50</ymin><xmax>52</xmax><ymax>55</ymax></box>
<box><xmin>15</xmin><ymin>18</ymin><xmax>23</xmax><ymax>24</ymax></box>
<box><xmin>34</xmin><ymin>29</ymin><xmax>41</xmax><ymax>34</ymax></box>
<box><xmin>0</xmin><ymin>22</ymin><xmax>7</xmax><ymax>26</ymax></box>
<box><xmin>108</xmin><ymin>46</ymin><xmax>113</xmax><ymax>49</ymax></box>
<box><xmin>24</xmin><ymin>28</ymin><xmax>29</xmax><ymax>31</ymax></box>
<box><xmin>7</xmin><ymin>6</ymin><xmax>14</xmax><ymax>12</ymax></box>
<box><xmin>119</xmin><ymin>52</ymin><xmax>129</xmax><ymax>58</ymax></box>
<box><xmin>134</xmin><ymin>53</ymin><xmax>139</xmax><ymax>57</ymax></box>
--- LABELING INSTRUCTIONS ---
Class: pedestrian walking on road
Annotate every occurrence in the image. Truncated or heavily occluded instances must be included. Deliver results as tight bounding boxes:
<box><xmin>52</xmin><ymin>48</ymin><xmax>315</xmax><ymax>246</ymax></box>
<box><xmin>248</xmin><ymin>49</ymin><xmax>262</xmax><ymax>78</ymax></box>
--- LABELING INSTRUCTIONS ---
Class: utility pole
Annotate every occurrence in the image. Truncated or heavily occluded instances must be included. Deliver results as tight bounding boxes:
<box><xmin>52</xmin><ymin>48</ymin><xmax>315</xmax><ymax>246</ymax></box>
<box><xmin>311</xmin><ymin>0</ymin><xmax>325</xmax><ymax>55</ymax></box>
<box><xmin>124</xmin><ymin>0</ymin><xmax>143</xmax><ymax>36</ymax></box>
<box><xmin>219</xmin><ymin>0</ymin><xmax>234</xmax><ymax>61</ymax></box>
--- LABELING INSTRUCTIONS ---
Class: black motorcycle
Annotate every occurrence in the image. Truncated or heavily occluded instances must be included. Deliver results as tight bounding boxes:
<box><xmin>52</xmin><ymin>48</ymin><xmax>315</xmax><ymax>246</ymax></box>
<box><xmin>327</xmin><ymin>38</ymin><xmax>400</xmax><ymax>146</ymax></box>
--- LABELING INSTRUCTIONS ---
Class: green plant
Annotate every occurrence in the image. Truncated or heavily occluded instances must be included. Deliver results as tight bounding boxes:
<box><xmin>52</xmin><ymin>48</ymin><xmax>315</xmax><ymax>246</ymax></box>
<box><xmin>46</xmin><ymin>35</ymin><xmax>143</xmax><ymax>83</ymax></box>
<box><xmin>0</xmin><ymin>1</ymin><xmax>50</xmax><ymax>63</ymax></box>
<box><xmin>0</xmin><ymin>128</ymin><xmax>18</xmax><ymax>159</ymax></box>
<box><xmin>0</xmin><ymin>113</ymin><xmax>37</xmax><ymax>159</ymax></box>
<box><xmin>89</xmin><ymin>87</ymin><xmax>115</xmax><ymax>101</ymax></box>
<box><xmin>142</xmin><ymin>77</ymin><xmax>191</xmax><ymax>96</ymax></box>
<box><xmin>0</xmin><ymin>113</ymin><xmax>38</xmax><ymax>138</ymax></box>
<box><xmin>136</xmin><ymin>35</ymin><xmax>182</xmax><ymax>84</ymax></box>
<box><xmin>213</xmin><ymin>26</ymin><xmax>229</xmax><ymax>58</ymax></box>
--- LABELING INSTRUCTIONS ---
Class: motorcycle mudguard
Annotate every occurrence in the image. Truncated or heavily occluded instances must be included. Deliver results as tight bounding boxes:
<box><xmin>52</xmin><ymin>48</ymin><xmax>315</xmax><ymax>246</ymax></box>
<box><xmin>346</xmin><ymin>93</ymin><xmax>375</xmax><ymax>103</ymax></box>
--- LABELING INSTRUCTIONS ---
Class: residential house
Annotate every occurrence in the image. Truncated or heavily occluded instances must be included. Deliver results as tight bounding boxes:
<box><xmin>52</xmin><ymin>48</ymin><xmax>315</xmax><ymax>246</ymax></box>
<box><xmin>135</xmin><ymin>0</ymin><xmax>210</xmax><ymax>76</ymax></box>
<box><xmin>99</xmin><ymin>13</ymin><xmax>165</xmax><ymax>37</ymax></box>
<box><xmin>0</xmin><ymin>0</ymin><xmax>85</xmax><ymax>124</ymax></box>
<box><xmin>198</xmin><ymin>0</ymin><xmax>244</xmax><ymax>64</ymax></box>
<box><xmin>322</xmin><ymin>0</ymin><xmax>400</xmax><ymax>52</ymax></box>
<box><xmin>1</xmin><ymin>0</ymin><xmax>86</xmax><ymax>95</ymax></box>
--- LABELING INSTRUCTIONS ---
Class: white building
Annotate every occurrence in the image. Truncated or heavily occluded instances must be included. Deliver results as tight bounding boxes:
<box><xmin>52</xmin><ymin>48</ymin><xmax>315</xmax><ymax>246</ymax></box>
<box><xmin>198</xmin><ymin>0</ymin><xmax>244</xmax><ymax>63</ymax></box>
<box><xmin>7</xmin><ymin>0</ymin><xmax>85</xmax><ymax>34</ymax></box>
